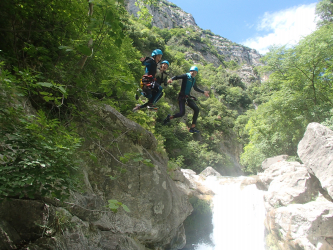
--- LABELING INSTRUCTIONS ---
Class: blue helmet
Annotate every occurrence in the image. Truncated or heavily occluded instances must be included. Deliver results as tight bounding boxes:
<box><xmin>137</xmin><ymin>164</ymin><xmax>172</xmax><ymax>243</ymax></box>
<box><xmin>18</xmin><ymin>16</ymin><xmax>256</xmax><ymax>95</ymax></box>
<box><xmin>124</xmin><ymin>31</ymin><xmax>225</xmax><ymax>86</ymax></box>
<box><xmin>151</xmin><ymin>51</ymin><xmax>156</xmax><ymax>57</ymax></box>
<box><xmin>161</xmin><ymin>60</ymin><xmax>169</xmax><ymax>66</ymax></box>
<box><xmin>154</xmin><ymin>49</ymin><xmax>163</xmax><ymax>56</ymax></box>
<box><xmin>190</xmin><ymin>66</ymin><xmax>198</xmax><ymax>72</ymax></box>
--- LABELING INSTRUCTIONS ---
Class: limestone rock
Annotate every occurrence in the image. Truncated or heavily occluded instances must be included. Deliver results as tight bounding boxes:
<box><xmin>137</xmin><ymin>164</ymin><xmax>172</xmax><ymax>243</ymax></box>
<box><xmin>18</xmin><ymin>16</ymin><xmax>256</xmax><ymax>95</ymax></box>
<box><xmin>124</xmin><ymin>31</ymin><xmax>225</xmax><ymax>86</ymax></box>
<box><xmin>266</xmin><ymin>197</ymin><xmax>333</xmax><ymax>250</ymax></box>
<box><xmin>169</xmin><ymin>168</ymin><xmax>189</xmax><ymax>183</ymax></box>
<box><xmin>175</xmin><ymin>168</ymin><xmax>215</xmax><ymax>200</ymax></box>
<box><xmin>256</xmin><ymin>160</ymin><xmax>299</xmax><ymax>191</ymax></box>
<box><xmin>263</xmin><ymin>162</ymin><xmax>320</xmax><ymax>211</ymax></box>
<box><xmin>199</xmin><ymin>166</ymin><xmax>221</xmax><ymax>178</ymax></box>
<box><xmin>262</xmin><ymin>155</ymin><xmax>289</xmax><ymax>170</ymax></box>
<box><xmin>126</xmin><ymin>0</ymin><xmax>197</xmax><ymax>30</ymax></box>
<box><xmin>262</xmin><ymin>123</ymin><xmax>333</xmax><ymax>250</ymax></box>
<box><xmin>298</xmin><ymin>122</ymin><xmax>333</xmax><ymax>200</ymax></box>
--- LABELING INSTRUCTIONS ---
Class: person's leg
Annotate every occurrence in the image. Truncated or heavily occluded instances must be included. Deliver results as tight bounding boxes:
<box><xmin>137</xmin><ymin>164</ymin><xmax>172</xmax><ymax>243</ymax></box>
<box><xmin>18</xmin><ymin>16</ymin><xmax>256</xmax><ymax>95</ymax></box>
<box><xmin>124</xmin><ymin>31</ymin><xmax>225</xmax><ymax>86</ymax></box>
<box><xmin>154</xmin><ymin>92</ymin><xmax>164</xmax><ymax>103</ymax></box>
<box><xmin>139</xmin><ymin>102</ymin><xmax>149</xmax><ymax>109</ymax></box>
<box><xmin>133</xmin><ymin>101</ymin><xmax>149</xmax><ymax>111</ymax></box>
<box><xmin>164</xmin><ymin>95</ymin><xmax>186</xmax><ymax>124</ymax></box>
<box><xmin>172</xmin><ymin>96</ymin><xmax>186</xmax><ymax>119</ymax></box>
<box><xmin>187</xmin><ymin>99</ymin><xmax>200</xmax><ymax>133</ymax></box>
<box><xmin>187</xmin><ymin>99</ymin><xmax>200</xmax><ymax>126</ymax></box>
<box><xmin>133</xmin><ymin>86</ymin><xmax>152</xmax><ymax>111</ymax></box>
<box><xmin>151</xmin><ymin>83</ymin><xmax>163</xmax><ymax>104</ymax></box>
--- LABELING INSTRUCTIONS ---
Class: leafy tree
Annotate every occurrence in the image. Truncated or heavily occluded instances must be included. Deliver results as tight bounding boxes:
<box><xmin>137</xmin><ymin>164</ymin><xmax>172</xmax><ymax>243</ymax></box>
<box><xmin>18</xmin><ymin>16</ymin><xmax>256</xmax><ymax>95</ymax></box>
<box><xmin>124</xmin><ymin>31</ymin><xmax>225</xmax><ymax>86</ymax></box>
<box><xmin>316</xmin><ymin>0</ymin><xmax>333</xmax><ymax>27</ymax></box>
<box><xmin>241</xmin><ymin>23</ymin><xmax>333</xmax><ymax>173</ymax></box>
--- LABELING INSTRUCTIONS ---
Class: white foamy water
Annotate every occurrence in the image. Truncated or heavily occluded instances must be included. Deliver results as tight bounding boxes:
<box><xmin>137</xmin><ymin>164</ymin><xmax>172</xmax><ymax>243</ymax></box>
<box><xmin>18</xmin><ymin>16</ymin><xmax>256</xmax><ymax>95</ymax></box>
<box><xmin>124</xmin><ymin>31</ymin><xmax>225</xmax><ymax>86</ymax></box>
<box><xmin>195</xmin><ymin>177</ymin><xmax>266</xmax><ymax>250</ymax></box>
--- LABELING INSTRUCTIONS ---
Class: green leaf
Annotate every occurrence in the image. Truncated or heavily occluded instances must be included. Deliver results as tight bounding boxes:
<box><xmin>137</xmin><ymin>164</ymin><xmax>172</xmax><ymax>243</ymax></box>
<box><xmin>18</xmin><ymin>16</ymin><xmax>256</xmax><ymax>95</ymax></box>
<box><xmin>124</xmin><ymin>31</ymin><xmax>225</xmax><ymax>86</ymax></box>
<box><xmin>37</xmin><ymin>82</ymin><xmax>53</xmax><ymax>88</ymax></box>
<box><xmin>133</xmin><ymin>156</ymin><xmax>143</xmax><ymax>162</ymax></box>
<box><xmin>143</xmin><ymin>160</ymin><xmax>154</xmax><ymax>168</ymax></box>
<box><xmin>121</xmin><ymin>204</ymin><xmax>130</xmax><ymax>213</ymax></box>
<box><xmin>56</xmin><ymin>86</ymin><xmax>67</xmax><ymax>94</ymax></box>
<box><xmin>43</xmin><ymin>96</ymin><xmax>54</xmax><ymax>102</ymax></box>
<box><xmin>107</xmin><ymin>175</ymin><xmax>117</xmax><ymax>180</ymax></box>
<box><xmin>119</xmin><ymin>156</ymin><xmax>129</xmax><ymax>164</ymax></box>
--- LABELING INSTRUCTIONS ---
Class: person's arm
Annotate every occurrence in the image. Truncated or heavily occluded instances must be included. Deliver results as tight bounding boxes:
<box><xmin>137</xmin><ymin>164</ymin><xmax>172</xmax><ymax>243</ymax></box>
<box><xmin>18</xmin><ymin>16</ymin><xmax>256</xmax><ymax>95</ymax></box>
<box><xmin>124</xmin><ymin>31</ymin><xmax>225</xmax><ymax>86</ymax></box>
<box><xmin>193</xmin><ymin>81</ymin><xmax>204</xmax><ymax>94</ymax></box>
<box><xmin>171</xmin><ymin>74</ymin><xmax>187</xmax><ymax>81</ymax></box>
<box><xmin>193</xmin><ymin>82</ymin><xmax>210</xmax><ymax>97</ymax></box>
<box><xmin>141</xmin><ymin>57</ymin><xmax>151</xmax><ymax>66</ymax></box>
<box><xmin>167</xmin><ymin>74</ymin><xmax>188</xmax><ymax>95</ymax></box>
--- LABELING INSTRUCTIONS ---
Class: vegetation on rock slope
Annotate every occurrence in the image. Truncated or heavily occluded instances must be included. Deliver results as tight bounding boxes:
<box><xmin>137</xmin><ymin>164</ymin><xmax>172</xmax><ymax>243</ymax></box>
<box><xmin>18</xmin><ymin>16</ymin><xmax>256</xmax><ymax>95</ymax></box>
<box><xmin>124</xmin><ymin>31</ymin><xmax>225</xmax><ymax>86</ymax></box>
<box><xmin>0</xmin><ymin>0</ymin><xmax>332</xmax><ymax>200</ymax></box>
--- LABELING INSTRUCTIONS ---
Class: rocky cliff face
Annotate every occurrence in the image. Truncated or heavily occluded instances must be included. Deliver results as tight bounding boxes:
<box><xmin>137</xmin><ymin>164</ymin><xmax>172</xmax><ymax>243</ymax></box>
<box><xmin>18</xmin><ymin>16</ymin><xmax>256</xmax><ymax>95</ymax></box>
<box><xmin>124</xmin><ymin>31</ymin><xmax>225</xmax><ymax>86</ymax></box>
<box><xmin>126</xmin><ymin>0</ymin><xmax>262</xmax><ymax>87</ymax></box>
<box><xmin>255</xmin><ymin>123</ymin><xmax>333</xmax><ymax>250</ymax></box>
<box><xmin>0</xmin><ymin>105</ymin><xmax>193</xmax><ymax>250</ymax></box>
<box><xmin>126</xmin><ymin>0</ymin><xmax>197</xmax><ymax>30</ymax></box>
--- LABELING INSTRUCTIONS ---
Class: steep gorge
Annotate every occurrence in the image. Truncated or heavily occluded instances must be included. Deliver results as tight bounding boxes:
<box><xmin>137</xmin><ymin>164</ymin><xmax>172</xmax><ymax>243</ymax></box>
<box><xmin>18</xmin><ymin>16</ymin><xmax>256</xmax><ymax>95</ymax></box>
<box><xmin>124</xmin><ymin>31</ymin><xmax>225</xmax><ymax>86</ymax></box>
<box><xmin>0</xmin><ymin>1</ymin><xmax>267</xmax><ymax>249</ymax></box>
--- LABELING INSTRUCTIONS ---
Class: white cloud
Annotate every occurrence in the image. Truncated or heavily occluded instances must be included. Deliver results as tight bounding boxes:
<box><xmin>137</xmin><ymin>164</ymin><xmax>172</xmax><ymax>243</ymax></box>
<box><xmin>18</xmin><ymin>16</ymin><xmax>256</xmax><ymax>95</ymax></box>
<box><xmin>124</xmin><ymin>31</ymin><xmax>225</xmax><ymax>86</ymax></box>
<box><xmin>241</xmin><ymin>3</ymin><xmax>317</xmax><ymax>54</ymax></box>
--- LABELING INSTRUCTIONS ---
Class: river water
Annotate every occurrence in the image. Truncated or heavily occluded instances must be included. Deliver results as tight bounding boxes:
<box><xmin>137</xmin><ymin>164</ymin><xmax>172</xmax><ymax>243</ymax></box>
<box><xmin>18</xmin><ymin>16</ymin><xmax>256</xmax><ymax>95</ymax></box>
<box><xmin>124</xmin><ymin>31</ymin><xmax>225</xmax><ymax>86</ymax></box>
<box><xmin>193</xmin><ymin>176</ymin><xmax>266</xmax><ymax>250</ymax></box>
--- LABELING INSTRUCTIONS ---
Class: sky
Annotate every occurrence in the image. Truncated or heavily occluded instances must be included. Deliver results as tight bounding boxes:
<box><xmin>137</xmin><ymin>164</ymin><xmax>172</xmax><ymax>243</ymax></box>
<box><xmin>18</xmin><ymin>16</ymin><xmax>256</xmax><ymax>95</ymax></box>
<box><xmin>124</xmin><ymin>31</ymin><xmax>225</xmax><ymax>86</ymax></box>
<box><xmin>168</xmin><ymin>0</ymin><xmax>319</xmax><ymax>54</ymax></box>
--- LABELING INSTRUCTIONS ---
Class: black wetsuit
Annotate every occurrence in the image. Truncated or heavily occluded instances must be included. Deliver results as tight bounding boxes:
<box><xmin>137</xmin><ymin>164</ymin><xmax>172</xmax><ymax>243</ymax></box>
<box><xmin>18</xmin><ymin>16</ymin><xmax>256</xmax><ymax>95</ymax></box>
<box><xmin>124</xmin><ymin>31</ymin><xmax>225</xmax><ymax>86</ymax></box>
<box><xmin>142</xmin><ymin>57</ymin><xmax>158</xmax><ymax>77</ymax></box>
<box><xmin>154</xmin><ymin>69</ymin><xmax>168</xmax><ymax>103</ymax></box>
<box><xmin>140</xmin><ymin>57</ymin><xmax>163</xmax><ymax>108</ymax></box>
<box><xmin>171</xmin><ymin>73</ymin><xmax>204</xmax><ymax>125</ymax></box>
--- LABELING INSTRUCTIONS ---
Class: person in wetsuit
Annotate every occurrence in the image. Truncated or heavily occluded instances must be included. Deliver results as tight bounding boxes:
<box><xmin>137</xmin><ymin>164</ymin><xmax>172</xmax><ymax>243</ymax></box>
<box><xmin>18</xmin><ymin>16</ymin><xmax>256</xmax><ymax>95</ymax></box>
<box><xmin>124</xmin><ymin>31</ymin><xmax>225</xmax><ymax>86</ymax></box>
<box><xmin>154</xmin><ymin>60</ymin><xmax>169</xmax><ymax>104</ymax></box>
<box><xmin>163</xmin><ymin>66</ymin><xmax>209</xmax><ymax>133</ymax></box>
<box><xmin>133</xmin><ymin>49</ymin><xmax>163</xmax><ymax>111</ymax></box>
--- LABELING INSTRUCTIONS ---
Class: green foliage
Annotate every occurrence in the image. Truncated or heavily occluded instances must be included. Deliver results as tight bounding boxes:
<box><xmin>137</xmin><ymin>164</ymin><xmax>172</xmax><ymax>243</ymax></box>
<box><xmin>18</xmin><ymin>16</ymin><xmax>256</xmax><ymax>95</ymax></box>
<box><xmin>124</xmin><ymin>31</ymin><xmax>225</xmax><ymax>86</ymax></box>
<box><xmin>4</xmin><ymin>0</ymin><xmax>331</xmax><ymax>192</ymax></box>
<box><xmin>52</xmin><ymin>210</ymin><xmax>76</xmax><ymax>234</ymax></box>
<box><xmin>241</xmin><ymin>23</ymin><xmax>333</xmax><ymax>173</ymax></box>
<box><xmin>107</xmin><ymin>199</ymin><xmax>130</xmax><ymax>213</ymax></box>
<box><xmin>0</xmin><ymin>106</ymin><xmax>82</xmax><ymax>199</ymax></box>
<box><xmin>167</xmin><ymin>155</ymin><xmax>184</xmax><ymax>171</ymax></box>
<box><xmin>135</xmin><ymin>0</ymin><xmax>155</xmax><ymax>26</ymax></box>
<box><xmin>225</xmin><ymin>60</ymin><xmax>240</xmax><ymax>70</ymax></box>
<box><xmin>0</xmin><ymin>0</ymin><xmax>252</xmax><ymax>203</ymax></box>
<box><xmin>322</xmin><ymin>109</ymin><xmax>333</xmax><ymax>130</ymax></box>
<box><xmin>316</xmin><ymin>0</ymin><xmax>333</xmax><ymax>27</ymax></box>
<box><xmin>120</xmin><ymin>152</ymin><xmax>155</xmax><ymax>168</ymax></box>
<box><xmin>202</xmin><ymin>29</ymin><xmax>215</xmax><ymax>36</ymax></box>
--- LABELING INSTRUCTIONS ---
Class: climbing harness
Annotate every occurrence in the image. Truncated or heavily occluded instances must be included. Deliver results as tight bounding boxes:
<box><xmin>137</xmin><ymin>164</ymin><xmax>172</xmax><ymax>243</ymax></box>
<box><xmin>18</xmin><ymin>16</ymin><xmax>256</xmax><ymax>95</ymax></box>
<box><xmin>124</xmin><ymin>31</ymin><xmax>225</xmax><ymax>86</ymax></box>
<box><xmin>185</xmin><ymin>95</ymin><xmax>197</xmax><ymax>106</ymax></box>
<box><xmin>140</xmin><ymin>74</ymin><xmax>156</xmax><ymax>98</ymax></box>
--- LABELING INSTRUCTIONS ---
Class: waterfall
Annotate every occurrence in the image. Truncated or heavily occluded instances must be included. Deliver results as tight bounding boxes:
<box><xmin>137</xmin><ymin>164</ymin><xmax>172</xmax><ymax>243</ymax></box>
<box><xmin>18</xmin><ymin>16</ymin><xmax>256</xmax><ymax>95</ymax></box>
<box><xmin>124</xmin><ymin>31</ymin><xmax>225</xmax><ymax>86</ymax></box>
<box><xmin>194</xmin><ymin>176</ymin><xmax>266</xmax><ymax>250</ymax></box>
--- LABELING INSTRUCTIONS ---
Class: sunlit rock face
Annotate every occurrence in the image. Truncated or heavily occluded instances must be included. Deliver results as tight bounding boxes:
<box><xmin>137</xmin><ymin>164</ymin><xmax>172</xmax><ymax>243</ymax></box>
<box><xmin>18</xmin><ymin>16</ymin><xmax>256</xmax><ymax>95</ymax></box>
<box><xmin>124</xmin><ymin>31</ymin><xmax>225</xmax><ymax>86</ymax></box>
<box><xmin>0</xmin><ymin>105</ymin><xmax>193</xmax><ymax>250</ymax></box>
<box><xmin>262</xmin><ymin>123</ymin><xmax>333</xmax><ymax>250</ymax></box>
<box><xmin>126</xmin><ymin>0</ymin><xmax>197</xmax><ymax>30</ymax></box>
<box><xmin>261</xmin><ymin>161</ymin><xmax>320</xmax><ymax>211</ymax></box>
<box><xmin>298</xmin><ymin>122</ymin><xmax>333</xmax><ymax>201</ymax></box>
<box><xmin>266</xmin><ymin>198</ymin><xmax>333</xmax><ymax>250</ymax></box>
<box><xmin>173</xmin><ymin>169</ymin><xmax>215</xmax><ymax>201</ymax></box>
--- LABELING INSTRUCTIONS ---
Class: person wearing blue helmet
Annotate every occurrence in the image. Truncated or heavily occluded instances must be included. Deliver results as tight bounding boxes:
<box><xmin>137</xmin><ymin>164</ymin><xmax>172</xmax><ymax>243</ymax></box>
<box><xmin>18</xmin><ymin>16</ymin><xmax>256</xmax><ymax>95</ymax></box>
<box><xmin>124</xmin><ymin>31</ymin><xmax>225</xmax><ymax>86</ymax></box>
<box><xmin>133</xmin><ymin>49</ymin><xmax>164</xmax><ymax>111</ymax></box>
<box><xmin>152</xmin><ymin>60</ymin><xmax>170</xmax><ymax>105</ymax></box>
<box><xmin>141</xmin><ymin>49</ymin><xmax>163</xmax><ymax>77</ymax></box>
<box><xmin>163</xmin><ymin>66</ymin><xmax>209</xmax><ymax>133</ymax></box>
